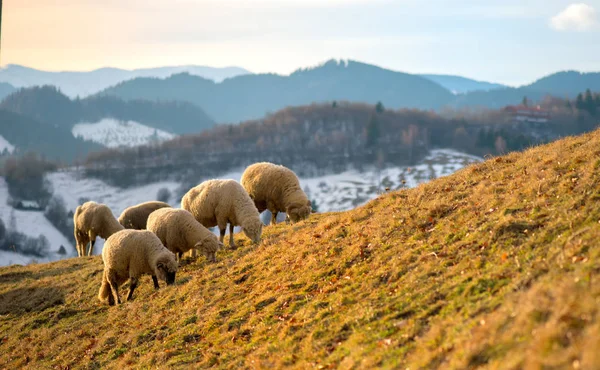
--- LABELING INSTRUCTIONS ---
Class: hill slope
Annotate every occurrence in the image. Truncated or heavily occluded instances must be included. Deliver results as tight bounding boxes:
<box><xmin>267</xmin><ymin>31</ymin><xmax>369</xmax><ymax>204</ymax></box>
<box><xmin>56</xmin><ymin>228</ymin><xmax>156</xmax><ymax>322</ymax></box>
<box><xmin>1</xmin><ymin>129</ymin><xmax>600</xmax><ymax>368</ymax></box>
<box><xmin>526</xmin><ymin>70</ymin><xmax>600</xmax><ymax>98</ymax></box>
<box><xmin>0</xmin><ymin>86</ymin><xmax>215</xmax><ymax>135</ymax></box>
<box><xmin>0</xmin><ymin>109</ymin><xmax>104</xmax><ymax>162</ymax></box>
<box><xmin>0</xmin><ymin>64</ymin><xmax>251</xmax><ymax>98</ymax></box>
<box><xmin>98</xmin><ymin>59</ymin><xmax>455</xmax><ymax>123</ymax></box>
<box><xmin>419</xmin><ymin>74</ymin><xmax>507</xmax><ymax>94</ymax></box>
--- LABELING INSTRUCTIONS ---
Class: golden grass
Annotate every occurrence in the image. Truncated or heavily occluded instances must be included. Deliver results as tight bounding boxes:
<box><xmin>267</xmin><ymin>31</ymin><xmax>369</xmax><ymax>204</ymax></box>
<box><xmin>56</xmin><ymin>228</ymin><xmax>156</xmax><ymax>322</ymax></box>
<box><xmin>2</xmin><ymin>128</ymin><xmax>600</xmax><ymax>369</ymax></box>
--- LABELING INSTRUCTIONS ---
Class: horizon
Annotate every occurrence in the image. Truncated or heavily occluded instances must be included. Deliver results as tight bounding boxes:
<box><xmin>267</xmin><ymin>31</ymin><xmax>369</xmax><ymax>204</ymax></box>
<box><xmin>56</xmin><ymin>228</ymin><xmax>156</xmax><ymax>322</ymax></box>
<box><xmin>1</xmin><ymin>59</ymin><xmax>597</xmax><ymax>89</ymax></box>
<box><xmin>3</xmin><ymin>1</ymin><xmax>600</xmax><ymax>86</ymax></box>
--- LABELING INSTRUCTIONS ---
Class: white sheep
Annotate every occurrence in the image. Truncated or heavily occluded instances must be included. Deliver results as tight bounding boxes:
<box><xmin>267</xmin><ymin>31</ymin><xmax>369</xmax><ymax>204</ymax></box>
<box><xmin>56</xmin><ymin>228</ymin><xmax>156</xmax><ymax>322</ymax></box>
<box><xmin>146</xmin><ymin>207</ymin><xmax>224</xmax><ymax>263</ymax></box>
<box><xmin>118</xmin><ymin>201</ymin><xmax>172</xmax><ymax>230</ymax></box>
<box><xmin>97</xmin><ymin>229</ymin><xmax>178</xmax><ymax>305</ymax></box>
<box><xmin>181</xmin><ymin>179</ymin><xmax>262</xmax><ymax>249</ymax></box>
<box><xmin>73</xmin><ymin>201</ymin><xmax>124</xmax><ymax>257</ymax></box>
<box><xmin>240</xmin><ymin>162</ymin><xmax>312</xmax><ymax>225</ymax></box>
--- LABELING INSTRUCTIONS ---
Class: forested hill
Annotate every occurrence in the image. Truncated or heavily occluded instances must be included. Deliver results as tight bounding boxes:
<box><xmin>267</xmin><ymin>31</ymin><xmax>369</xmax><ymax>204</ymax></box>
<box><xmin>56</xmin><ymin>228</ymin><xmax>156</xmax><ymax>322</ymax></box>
<box><xmin>97</xmin><ymin>59</ymin><xmax>455</xmax><ymax>123</ymax></box>
<box><xmin>0</xmin><ymin>86</ymin><xmax>215</xmax><ymax>135</ymax></box>
<box><xmin>0</xmin><ymin>109</ymin><xmax>103</xmax><ymax>162</ymax></box>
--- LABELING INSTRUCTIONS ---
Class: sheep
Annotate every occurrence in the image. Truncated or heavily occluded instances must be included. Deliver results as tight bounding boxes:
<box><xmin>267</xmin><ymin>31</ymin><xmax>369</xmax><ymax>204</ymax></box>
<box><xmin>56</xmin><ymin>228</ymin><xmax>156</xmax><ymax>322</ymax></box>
<box><xmin>240</xmin><ymin>162</ymin><xmax>312</xmax><ymax>225</ymax></box>
<box><xmin>118</xmin><ymin>201</ymin><xmax>172</xmax><ymax>230</ymax></box>
<box><xmin>73</xmin><ymin>201</ymin><xmax>124</xmax><ymax>257</ymax></box>
<box><xmin>181</xmin><ymin>179</ymin><xmax>262</xmax><ymax>249</ymax></box>
<box><xmin>97</xmin><ymin>229</ymin><xmax>178</xmax><ymax>305</ymax></box>
<box><xmin>146</xmin><ymin>207</ymin><xmax>224</xmax><ymax>263</ymax></box>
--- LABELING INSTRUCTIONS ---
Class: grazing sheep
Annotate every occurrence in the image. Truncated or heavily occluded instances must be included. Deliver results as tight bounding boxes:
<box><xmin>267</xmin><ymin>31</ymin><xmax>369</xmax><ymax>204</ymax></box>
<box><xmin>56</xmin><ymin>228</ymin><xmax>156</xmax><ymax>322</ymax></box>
<box><xmin>97</xmin><ymin>229</ymin><xmax>178</xmax><ymax>305</ymax></box>
<box><xmin>73</xmin><ymin>201</ymin><xmax>124</xmax><ymax>257</ymax></box>
<box><xmin>147</xmin><ymin>207</ymin><xmax>224</xmax><ymax>263</ymax></box>
<box><xmin>118</xmin><ymin>201</ymin><xmax>172</xmax><ymax>230</ymax></box>
<box><xmin>181</xmin><ymin>179</ymin><xmax>262</xmax><ymax>248</ymax></box>
<box><xmin>240</xmin><ymin>162</ymin><xmax>312</xmax><ymax>225</ymax></box>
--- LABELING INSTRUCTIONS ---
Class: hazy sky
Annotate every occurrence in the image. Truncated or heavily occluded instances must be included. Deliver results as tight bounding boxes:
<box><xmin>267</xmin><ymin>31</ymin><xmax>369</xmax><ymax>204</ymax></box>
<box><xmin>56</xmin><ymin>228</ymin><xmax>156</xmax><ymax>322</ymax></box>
<box><xmin>3</xmin><ymin>0</ymin><xmax>599</xmax><ymax>85</ymax></box>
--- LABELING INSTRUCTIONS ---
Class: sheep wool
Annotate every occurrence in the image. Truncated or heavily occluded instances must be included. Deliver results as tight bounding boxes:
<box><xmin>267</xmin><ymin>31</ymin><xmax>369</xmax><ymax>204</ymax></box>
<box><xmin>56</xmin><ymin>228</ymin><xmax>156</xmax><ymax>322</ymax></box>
<box><xmin>98</xmin><ymin>229</ymin><xmax>178</xmax><ymax>305</ymax></box>
<box><xmin>118</xmin><ymin>201</ymin><xmax>172</xmax><ymax>230</ymax></box>
<box><xmin>147</xmin><ymin>207</ymin><xmax>223</xmax><ymax>263</ymax></box>
<box><xmin>181</xmin><ymin>179</ymin><xmax>262</xmax><ymax>248</ymax></box>
<box><xmin>73</xmin><ymin>201</ymin><xmax>124</xmax><ymax>257</ymax></box>
<box><xmin>240</xmin><ymin>162</ymin><xmax>312</xmax><ymax>225</ymax></box>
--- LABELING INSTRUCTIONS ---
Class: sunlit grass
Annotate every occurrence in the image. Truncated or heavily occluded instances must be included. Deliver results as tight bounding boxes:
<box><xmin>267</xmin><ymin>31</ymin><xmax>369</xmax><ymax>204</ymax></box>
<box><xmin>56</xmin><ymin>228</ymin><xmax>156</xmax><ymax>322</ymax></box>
<box><xmin>1</xmin><ymin>129</ymin><xmax>600</xmax><ymax>369</ymax></box>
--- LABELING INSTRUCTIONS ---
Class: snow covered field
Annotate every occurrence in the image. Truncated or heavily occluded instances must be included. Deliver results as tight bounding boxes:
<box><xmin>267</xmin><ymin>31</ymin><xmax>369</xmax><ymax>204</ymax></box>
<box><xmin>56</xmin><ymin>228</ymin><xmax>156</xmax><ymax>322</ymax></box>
<box><xmin>0</xmin><ymin>178</ymin><xmax>73</xmax><ymax>266</ymax></box>
<box><xmin>214</xmin><ymin>149</ymin><xmax>482</xmax><ymax>212</ymax></box>
<box><xmin>1</xmin><ymin>149</ymin><xmax>481</xmax><ymax>266</ymax></box>
<box><xmin>72</xmin><ymin>118</ymin><xmax>176</xmax><ymax>148</ymax></box>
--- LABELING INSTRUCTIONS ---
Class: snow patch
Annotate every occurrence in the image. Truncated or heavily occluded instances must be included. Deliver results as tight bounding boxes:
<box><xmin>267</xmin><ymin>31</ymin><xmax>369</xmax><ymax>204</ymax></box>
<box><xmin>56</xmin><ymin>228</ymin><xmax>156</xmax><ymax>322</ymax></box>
<box><xmin>0</xmin><ymin>135</ymin><xmax>15</xmax><ymax>154</ymax></box>
<box><xmin>0</xmin><ymin>177</ymin><xmax>73</xmax><ymax>267</ymax></box>
<box><xmin>206</xmin><ymin>149</ymin><xmax>482</xmax><ymax>213</ymax></box>
<box><xmin>72</xmin><ymin>118</ymin><xmax>176</xmax><ymax>148</ymax></box>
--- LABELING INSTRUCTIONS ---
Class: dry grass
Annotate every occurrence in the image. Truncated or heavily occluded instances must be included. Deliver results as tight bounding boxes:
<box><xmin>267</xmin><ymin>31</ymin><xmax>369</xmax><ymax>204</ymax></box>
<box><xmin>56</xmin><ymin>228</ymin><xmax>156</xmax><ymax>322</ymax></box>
<box><xmin>2</xmin><ymin>129</ymin><xmax>600</xmax><ymax>369</ymax></box>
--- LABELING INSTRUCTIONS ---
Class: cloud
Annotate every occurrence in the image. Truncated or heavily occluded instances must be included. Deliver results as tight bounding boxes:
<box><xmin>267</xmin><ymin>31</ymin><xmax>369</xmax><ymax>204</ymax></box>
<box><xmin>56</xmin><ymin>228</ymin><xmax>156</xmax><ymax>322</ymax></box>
<box><xmin>550</xmin><ymin>3</ymin><xmax>599</xmax><ymax>31</ymax></box>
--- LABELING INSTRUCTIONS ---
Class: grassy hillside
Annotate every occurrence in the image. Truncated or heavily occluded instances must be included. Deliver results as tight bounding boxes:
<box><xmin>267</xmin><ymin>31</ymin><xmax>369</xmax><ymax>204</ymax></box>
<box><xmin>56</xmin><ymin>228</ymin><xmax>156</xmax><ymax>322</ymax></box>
<box><xmin>2</xmin><ymin>129</ymin><xmax>600</xmax><ymax>369</ymax></box>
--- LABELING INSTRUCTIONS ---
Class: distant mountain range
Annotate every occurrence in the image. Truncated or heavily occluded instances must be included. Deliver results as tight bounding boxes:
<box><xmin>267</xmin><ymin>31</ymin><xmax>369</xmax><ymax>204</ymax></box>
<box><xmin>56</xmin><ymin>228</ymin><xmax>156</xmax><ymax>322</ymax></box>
<box><xmin>419</xmin><ymin>74</ymin><xmax>507</xmax><ymax>94</ymax></box>
<box><xmin>96</xmin><ymin>59</ymin><xmax>600</xmax><ymax>123</ymax></box>
<box><xmin>98</xmin><ymin>59</ymin><xmax>455</xmax><ymax>123</ymax></box>
<box><xmin>0</xmin><ymin>64</ymin><xmax>251</xmax><ymax>98</ymax></box>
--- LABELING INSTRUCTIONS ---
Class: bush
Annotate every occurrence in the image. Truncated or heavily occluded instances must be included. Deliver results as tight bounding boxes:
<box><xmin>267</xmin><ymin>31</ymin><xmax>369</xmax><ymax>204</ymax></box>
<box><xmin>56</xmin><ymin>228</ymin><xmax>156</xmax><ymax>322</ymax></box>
<box><xmin>2</xmin><ymin>152</ymin><xmax>56</xmax><ymax>207</ymax></box>
<box><xmin>0</xmin><ymin>218</ymin><xmax>5</xmax><ymax>241</ymax></box>
<box><xmin>156</xmin><ymin>187</ymin><xmax>171</xmax><ymax>203</ymax></box>
<box><xmin>0</xmin><ymin>231</ymin><xmax>49</xmax><ymax>258</ymax></box>
<box><xmin>44</xmin><ymin>195</ymin><xmax>75</xmax><ymax>247</ymax></box>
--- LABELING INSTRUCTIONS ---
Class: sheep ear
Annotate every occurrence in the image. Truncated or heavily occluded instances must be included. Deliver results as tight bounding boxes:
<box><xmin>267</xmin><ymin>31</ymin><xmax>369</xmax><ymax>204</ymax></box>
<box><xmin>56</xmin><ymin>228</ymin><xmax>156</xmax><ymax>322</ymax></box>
<box><xmin>307</xmin><ymin>200</ymin><xmax>312</xmax><ymax>206</ymax></box>
<box><xmin>157</xmin><ymin>262</ymin><xmax>164</xmax><ymax>270</ymax></box>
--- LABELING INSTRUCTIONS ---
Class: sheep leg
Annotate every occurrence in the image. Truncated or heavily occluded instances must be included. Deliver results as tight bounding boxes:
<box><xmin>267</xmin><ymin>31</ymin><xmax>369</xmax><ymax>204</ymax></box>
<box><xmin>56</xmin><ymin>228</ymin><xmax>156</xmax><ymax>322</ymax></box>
<box><xmin>107</xmin><ymin>270</ymin><xmax>121</xmax><ymax>305</ymax></box>
<box><xmin>87</xmin><ymin>239</ymin><xmax>95</xmax><ymax>256</ymax></box>
<box><xmin>152</xmin><ymin>275</ymin><xmax>160</xmax><ymax>290</ymax></box>
<box><xmin>219</xmin><ymin>228</ymin><xmax>226</xmax><ymax>244</ymax></box>
<box><xmin>126</xmin><ymin>277</ymin><xmax>138</xmax><ymax>301</ymax></box>
<box><xmin>229</xmin><ymin>223</ymin><xmax>236</xmax><ymax>249</ymax></box>
<box><xmin>271</xmin><ymin>211</ymin><xmax>278</xmax><ymax>226</ymax></box>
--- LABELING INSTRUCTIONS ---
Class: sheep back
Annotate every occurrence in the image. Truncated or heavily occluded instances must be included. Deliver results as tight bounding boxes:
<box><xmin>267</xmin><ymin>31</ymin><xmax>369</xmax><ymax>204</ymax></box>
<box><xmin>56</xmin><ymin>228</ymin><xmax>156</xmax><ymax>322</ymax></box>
<box><xmin>241</xmin><ymin>162</ymin><xmax>311</xmax><ymax>221</ymax></box>
<box><xmin>118</xmin><ymin>201</ymin><xmax>172</xmax><ymax>230</ymax></box>
<box><xmin>102</xmin><ymin>229</ymin><xmax>177</xmax><ymax>279</ymax></box>
<box><xmin>147</xmin><ymin>207</ymin><xmax>221</xmax><ymax>260</ymax></box>
<box><xmin>74</xmin><ymin>201</ymin><xmax>123</xmax><ymax>239</ymax></box>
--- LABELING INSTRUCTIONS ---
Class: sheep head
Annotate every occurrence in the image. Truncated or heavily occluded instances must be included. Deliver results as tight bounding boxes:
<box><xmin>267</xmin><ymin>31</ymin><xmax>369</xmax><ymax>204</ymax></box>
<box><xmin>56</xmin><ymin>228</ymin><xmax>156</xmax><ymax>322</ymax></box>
<box><xmin>155</xmin><ymin>254</ymin><xmax>178</xmax><ymax>285</ymax></box>
<box><xmin>286</xmin><ymin>200</ymin><xmax>312</xmax><ymax>223</ymax></box>
<box><xmin>195</xmin><ymin>237</ymin><xmax>223</xmax><ymax>263</ymax></box>
<box><xmin>242</xmin><ymin>218</ymin><xmax>263</xmax><ymax>244</ymax></box>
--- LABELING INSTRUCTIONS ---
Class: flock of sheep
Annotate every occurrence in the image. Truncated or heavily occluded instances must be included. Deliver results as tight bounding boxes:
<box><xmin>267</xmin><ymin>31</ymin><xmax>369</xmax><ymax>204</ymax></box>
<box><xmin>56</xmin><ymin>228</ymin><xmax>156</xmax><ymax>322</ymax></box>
<box><xmin>72</xmin><ymin>162</ymin><xmax>313</xmax><ymax>305</ymax></box>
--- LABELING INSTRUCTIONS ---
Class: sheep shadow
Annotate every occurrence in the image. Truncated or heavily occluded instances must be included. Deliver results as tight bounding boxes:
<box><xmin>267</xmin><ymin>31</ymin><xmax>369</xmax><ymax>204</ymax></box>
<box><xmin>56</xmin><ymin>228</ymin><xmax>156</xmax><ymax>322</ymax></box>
<box><xmin>0</xmin><ymin>286</ymin><xmax>65</xmax><ymax>315</ymax></box>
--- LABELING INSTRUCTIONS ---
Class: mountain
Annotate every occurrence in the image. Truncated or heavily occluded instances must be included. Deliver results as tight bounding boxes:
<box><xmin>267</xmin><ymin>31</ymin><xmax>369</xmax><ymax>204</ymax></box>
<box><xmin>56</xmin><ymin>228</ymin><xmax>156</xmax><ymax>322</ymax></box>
<box><xmin>0</xmin><ymin>82</ymin><xmax>16</xmax><ymax>101</ymax></box>
<box><xmin>0</xmin><ymin>64</ymin><xmax>251</xmax><ymax>98</ymax></box>
<box><xmin>2</xmin><ymin>127</ymin><xmax>600</xmax><ymax>368</ymax></box>
<box><xmin>98</xmin><ymin>59</ymin><xmax>456</xmax><ymax>123</ymax></box>
<box><xmin>419</xmin><ymin>74</ymin><xmax>507</xmax><ymax>94</ymax></box>
<box><xmin>525</xmin><ymin>70</ymin><xmax>600</xmax><ymax>98</ymax></box>
<box><xmin>0</xmin><ymin>86</ymin><xmax>215</xmax><ymax>135</ymax></box>
<box><xmin>0</xmin><ymin>109</ymin><xmax>104</xmax><ymax>162</ymax></box>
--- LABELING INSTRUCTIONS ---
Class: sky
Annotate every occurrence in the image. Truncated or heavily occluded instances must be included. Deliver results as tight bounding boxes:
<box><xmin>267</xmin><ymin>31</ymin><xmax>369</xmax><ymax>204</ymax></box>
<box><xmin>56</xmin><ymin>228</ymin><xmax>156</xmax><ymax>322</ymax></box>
<box><xmin>2</xmin><ymin>0</ymin><xmax>599</xmax><ymax>86</ymax></box>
